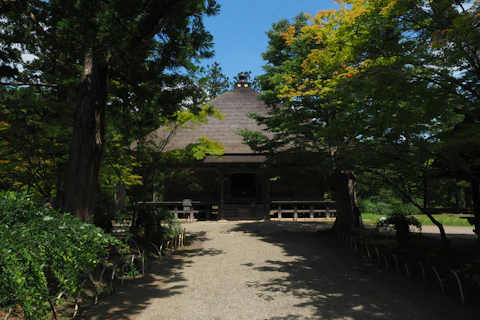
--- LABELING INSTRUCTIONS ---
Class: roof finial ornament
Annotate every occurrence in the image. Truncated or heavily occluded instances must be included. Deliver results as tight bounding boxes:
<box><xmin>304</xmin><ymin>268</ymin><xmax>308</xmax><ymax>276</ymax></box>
<box><xmin>235</xmin><ymin>72</ymin><xmax>250</xmax><ymax>88</ymax></box>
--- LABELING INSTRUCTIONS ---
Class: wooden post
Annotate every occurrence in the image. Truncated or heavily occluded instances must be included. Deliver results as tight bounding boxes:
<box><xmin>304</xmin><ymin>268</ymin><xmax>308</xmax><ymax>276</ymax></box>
<box><xmin>219</xmin><ymin>167</ymin><xmax>225</xmax><ymax>220</ymax></box>
<box><xmin>326</xmin><ymin>206</ymin><xmax>330</xmax><ymax>218</ymax></box>
<box><xmin>174</xmin><ymin>205</ymin><xmax>179</xmax><ymax>219</ymax></box>
<box><xmin>310</xmin><ymin>205</ymin><xmax>314</xmax><ymax>219</ymax></box>
<box><xmin>278</xmin><ymin>204</ymin><xmax>282</xmax><ymax>219</ymax></box>
<box><xmin>263</xmin><ymin>178</ymin><xmax>271</xmax><ymax>221</ymax></box>
<box><xmin>294</xmin><ymin>205</ymin><xmax>298</xmax><ymax>222</ymax></box>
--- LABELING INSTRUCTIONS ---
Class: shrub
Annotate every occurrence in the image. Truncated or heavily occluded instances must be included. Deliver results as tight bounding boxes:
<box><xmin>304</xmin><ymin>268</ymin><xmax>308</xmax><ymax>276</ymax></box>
<box><xmin>132</xmin><ymin>204</ymin><xmax>182</xmax><ymax>243</ymax></box>
<box><xmin>375</xmin><ymin>204</ymin><xmax>422</xmax><ymax>248</ymax></box>
<box><xmin>0</xmin><ymin>191</ymin><xmax>39</xmax><ymax>226</ymax></box>
<box><xmin>394</xmin><ymin>202</ymin><xmax>422</xmax><ymax>215</ymax></box>
<box><xmin>358</xmin><ymin>199</ymin><xmax>393</xmax><ymax>215</ymax></box>
<box><xmin>0</xmin><ymin>192</ymin><xmax>125</xmax><ymax>318</ymax></box>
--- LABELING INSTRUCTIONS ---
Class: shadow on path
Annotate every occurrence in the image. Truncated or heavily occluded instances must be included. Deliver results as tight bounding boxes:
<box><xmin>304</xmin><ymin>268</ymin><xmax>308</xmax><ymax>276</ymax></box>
<box><xmin>78</xmin><ymin>231</ymin><xmax>224</xmax><ymax>319</ymax></box>
<box><xmin>231</xmin><ymin>221</ymin><xmax>480</xmax><ymax>320</ymax></box>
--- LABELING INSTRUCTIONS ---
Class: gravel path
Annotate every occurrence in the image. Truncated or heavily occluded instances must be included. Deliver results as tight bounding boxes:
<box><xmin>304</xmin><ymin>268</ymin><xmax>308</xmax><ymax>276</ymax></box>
<box><xmin>80</xmin><ymin>221</ymin><xmax>480</xmax><ymax>320</ymax></box>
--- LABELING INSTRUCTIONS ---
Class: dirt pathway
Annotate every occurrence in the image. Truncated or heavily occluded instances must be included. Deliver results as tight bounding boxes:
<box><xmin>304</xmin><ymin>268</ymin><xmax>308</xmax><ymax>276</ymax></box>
<box><xmin>79</xmin><ymin>221</ymin><xmax>480</xmax><ymax>320</ymax></box>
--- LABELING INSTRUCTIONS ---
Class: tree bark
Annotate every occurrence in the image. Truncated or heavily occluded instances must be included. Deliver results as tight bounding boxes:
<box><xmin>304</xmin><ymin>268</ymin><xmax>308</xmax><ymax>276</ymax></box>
<box><xmin>331</xmin><ymin>171</ymin><xmax>363</xmax><ymax>233</ymax></box>
<box><xmin>64</xmin><ymin>53</ymin><xmax>108</xmax><ymax>221</ymax></box>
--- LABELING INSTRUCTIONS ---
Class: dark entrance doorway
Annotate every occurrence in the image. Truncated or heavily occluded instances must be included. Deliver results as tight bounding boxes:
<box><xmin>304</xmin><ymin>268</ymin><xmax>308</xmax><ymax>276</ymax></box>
<box><xmin>231</xmin><ymin>173</ymin><xmax>256</xmax><ymax>198</ymax></box>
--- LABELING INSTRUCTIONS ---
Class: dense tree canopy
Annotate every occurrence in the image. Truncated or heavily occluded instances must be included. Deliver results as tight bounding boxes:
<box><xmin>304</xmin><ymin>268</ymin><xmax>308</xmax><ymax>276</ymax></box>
<box><xmin>0</xmin><ymin>86</ymin><xmax>72</xmax><ymax>196</ymax></box>
<box><xmin>2</xmin><ymin>0</ymin><xmax>479</xmax><ymax>236</ymax></box>
<box><xmin>243</xmin><ymin>0</ymin><xmax>480</xmax><ymax>233</ymax></box>
<box><xmin>1</xmin><ymin>0</ymin><xmax>220</xmax><ymax>220</ymax></box>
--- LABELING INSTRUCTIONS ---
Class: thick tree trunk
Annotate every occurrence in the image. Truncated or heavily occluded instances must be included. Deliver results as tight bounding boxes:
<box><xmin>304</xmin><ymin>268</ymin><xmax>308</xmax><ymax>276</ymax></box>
<box><xmin>64</xmin><ymin>54</ymin><xmax>108</xmax><ymax>221</ymax></box>
<box><xmin>331</xmin><ymin>171</ymin><xmax>363</xmax><ymax>233</ymax></box>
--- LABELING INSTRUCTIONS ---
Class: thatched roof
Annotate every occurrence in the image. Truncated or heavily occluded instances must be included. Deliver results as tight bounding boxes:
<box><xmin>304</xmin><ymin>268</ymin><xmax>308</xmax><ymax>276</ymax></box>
<box><xmin>139</xmin><ymin>86</ymin><xmax>269</xmax><ymax>155</ymax></box>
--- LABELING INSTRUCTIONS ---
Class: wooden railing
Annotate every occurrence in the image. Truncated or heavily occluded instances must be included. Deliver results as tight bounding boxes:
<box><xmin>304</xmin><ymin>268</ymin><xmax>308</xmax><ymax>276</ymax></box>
<box><xmin>143</xmin><ymin>201</ymin><xmax>209</xmax><ymax>221</ymax></box>
<box><xmin>270</xmin><ymin>201</ymin><xmax>336</xmax><ymax>221</ymax></box>
<box><xmin>142</xmin><ymin>200</ymin><xmax>336</xmax><ymax>222</ymax></box>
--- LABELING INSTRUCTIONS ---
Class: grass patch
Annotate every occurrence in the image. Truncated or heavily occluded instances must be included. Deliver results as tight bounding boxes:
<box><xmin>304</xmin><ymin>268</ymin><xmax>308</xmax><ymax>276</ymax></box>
<box><xmin>362</xmin><ymin>213</ymin><xmax>473</xmax><ymax>227</ymax></box>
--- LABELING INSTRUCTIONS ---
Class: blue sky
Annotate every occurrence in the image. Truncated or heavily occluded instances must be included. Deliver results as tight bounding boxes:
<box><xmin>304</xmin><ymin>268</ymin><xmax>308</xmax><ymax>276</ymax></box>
<box><xmin>201</xmin><ymin>0</ymin><xmax>340</xmax><ymax>82</ymax></box>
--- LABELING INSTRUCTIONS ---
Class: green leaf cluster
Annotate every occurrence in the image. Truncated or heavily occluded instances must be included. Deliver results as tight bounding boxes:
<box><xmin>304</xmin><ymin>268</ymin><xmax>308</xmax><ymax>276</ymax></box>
<box><xmin>0</xmin><ymin>87</ymin><xmax>72</xmax><ymax>198</ymax></box>
<box><xmin>0</xmin><ymin>191</ymin><xmax>123</xmax><ymax>318</ymax></box>
<box><xmin>123</xmin><ymin>201</ymin><xmax>185</xmax><ymax>249</ymax></box>
<box><xmin>0</xmin><ymin>191</ymin><xmax>39</xmax><ymax>226</ymax></box>
<box><xmin>245</xmin><ymin>1</ymin><xmax>480</xmax><ymax>220</ymax></box>
<box><xmin>1</xmin><ymin>0</ymin><xmax>221</xmax><ymax>220</ymax></box>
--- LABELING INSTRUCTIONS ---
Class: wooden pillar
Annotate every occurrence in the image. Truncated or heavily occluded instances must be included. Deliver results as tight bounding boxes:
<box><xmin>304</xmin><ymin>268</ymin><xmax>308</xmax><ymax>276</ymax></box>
<box><xmin>219</xmin><ymin>166</ymin><xmax>225</xmax><ymax>220</ymax></box>
<box><xmin>262</xmin><ymin>176</ymin><xmax>271</xmax><ymax>221</ymax></box>
<box><xmin>278</xmin><ymin>204</ymin><xmax>282</xmax><ymax>219</ymax></box>
<box><xmin>206</xmin><ymin>206</ymin><xmax>211</xmax><ymax>220</ymax></box>
<box><xmin>309</xmin><ymin>205</ymin><xmax>314</xmax><ymax>219</ymax></box>
<box><xmin>266</xmin><ymin>181</ymin><xmax>270</xmax><ymax>221</ymax></box>
<box><xmin>293</xmin><ymin>205</ymin><xmax>298</xmax><ymax>222</ymax></box>
<box><xmin>325</xmin><ymin>205</ymin><xmax>331</xmax><ymax>218</ymax></box>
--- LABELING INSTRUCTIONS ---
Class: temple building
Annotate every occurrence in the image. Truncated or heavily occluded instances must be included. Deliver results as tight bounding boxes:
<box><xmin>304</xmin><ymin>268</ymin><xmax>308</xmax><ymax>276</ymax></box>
<box><xmin>142</xmin><ymin>73</ymin><xmax>331</xmax><ymax>220</ymax></box>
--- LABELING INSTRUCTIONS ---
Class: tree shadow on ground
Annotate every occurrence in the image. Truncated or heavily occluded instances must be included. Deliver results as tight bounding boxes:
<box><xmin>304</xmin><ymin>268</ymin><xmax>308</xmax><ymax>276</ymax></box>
<box><xmin>231</xmin><ymin>221</ymin><xmax>480</xmax><ymax>320</ymax></box>
<box><xmin>78</xmin><ymin>231</ymin><xmax>224</xmax><ymax>319</ymax></box>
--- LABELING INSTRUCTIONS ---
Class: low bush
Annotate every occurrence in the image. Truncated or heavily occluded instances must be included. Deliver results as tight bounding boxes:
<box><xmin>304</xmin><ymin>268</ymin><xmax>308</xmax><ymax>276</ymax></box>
<box><xmin>375</xmin><ymin>204</ymin><xmax>422</xmax><ymax>248</ymax></box>
<box><xmin>132</xmin><ymin>204</ymin><xmax>183</xmax><ymax>243</ymax></box>
<box><xmin>0</xmin><ymin>191</ymin><xmax>38</xmax><ymax>226</ymax></box>
<box><xmin>0</xmin><ymin>191</ymin><xmax>125</xmax><ymax>318</ymax></box>
<box><xmin>358</xmin><ymin>199</ymin><xmax>393</xmax><ymax>215</ymax></box>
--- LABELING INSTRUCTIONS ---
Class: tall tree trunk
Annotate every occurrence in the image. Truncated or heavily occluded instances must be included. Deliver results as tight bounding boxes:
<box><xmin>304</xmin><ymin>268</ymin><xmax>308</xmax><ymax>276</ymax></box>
<box><xmin>64</xmin><ymin>54</ymin><xmax>108</xmax><ymax>221</ymax></box>
<box><xmin>331</xmin><ymin>170</ymin><xmax>363</xmax><ymax>233</ymax></box>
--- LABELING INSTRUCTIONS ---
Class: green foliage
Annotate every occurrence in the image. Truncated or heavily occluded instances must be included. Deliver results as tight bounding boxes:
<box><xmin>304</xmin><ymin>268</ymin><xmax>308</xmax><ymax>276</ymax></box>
<box><xmin>416</xmin><ymin>215</ymin><xmax>472</xmax><ymax>227</ymax></box>
<box><xmin>376</xmin><ymin>203</ymin><xmax>422</xmax><ymax>247</ymax></box>
<box><xmin>201</xmin><ymin>61</ymin><xmax>230</xmax><ymax>98</ymax></box>
<box><xmin>394</xmin><ymin>202</ymin><xmax>422</xmax><ymax>216</ymax></box>
<box><xmin>358</xmin><ymin>199</ymin><xmax>422</xmax><ymax>216</ymax></box>
<box><xmin>243</xmin><ymin>2</ymin><xmax>479</xmax><ymax>233</ymax></box>
<box><xmin>0</xmin><ymin>191</ymin><xmax>39</xmax><ymax>226</ymax></box>
<box><xmin>0</xmin><ymin>87</ymin><xmax>72</xmax><ymax>197</ymax></box>
<box><xmin>358</xmin><ymin>199</ymin><xmax>392</xmax><ymax>215</ymax></box>
<box><xmin>132</xmin><ymin>204</ymin><xmax>182</xmax><ymax>243</ymax></box>
<box><xmin>2</xmin><ymin>0</ymin><xmax>221</xmax><ymax>220</ymax></box>
<box><xmin>376</xmin><ymin>211</ymin><xmax>422</xmax><ymax>233</ymax></box>
<box><xmin>186</xmin><ymin>136</ymin><xmax>225</xmax><ymax>160</ymax></box>
<box><xmin>0</xmin><ymin>192</ymin><xmax>124</xmax><ymax>318</ymax></box>
<box><xmin>363</xmin><ymin>213</ymin><xmax>473</xmax><ymax>227</ymax></box>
